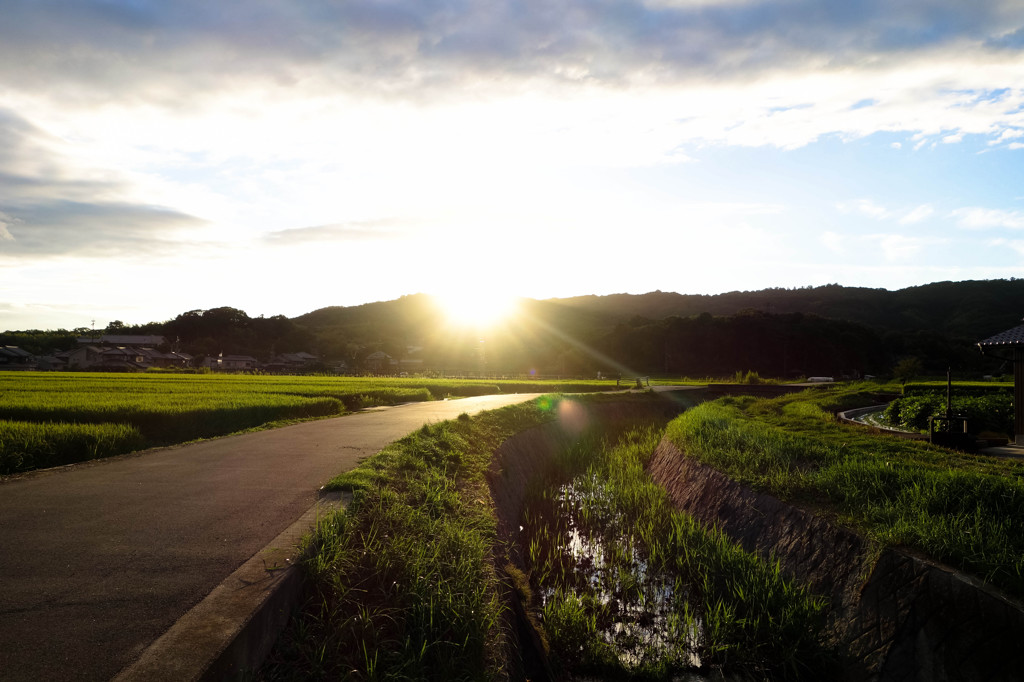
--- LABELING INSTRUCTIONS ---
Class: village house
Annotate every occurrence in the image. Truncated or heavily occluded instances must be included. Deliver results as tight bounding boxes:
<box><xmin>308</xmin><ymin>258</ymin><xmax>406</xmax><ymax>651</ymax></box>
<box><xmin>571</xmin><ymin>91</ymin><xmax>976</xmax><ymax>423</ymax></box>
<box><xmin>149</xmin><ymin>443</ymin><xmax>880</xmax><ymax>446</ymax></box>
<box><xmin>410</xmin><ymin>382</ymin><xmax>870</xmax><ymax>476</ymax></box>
<box><xmin>0</xmin><ymin>346</ymin><xmax>35</xmax><ymax>369</ymax></box>
<box><xmin>263</xmin><ymin>351</ymin><xmax>320</xmax><ymax>373</ymax></box>
<box><xmin>77</xmin><ymin>334</ymin><xmax>167</xmax><ymax>347</ymax></box>
<box><xmin>200</xmin><ymin>354</ymin><xmax>258</xmax><ymax>371</ymax></box>
<box><xmin>364</xmin><ymin>350</ymin><xmax>396</xmax><ymax>373</ymax></box>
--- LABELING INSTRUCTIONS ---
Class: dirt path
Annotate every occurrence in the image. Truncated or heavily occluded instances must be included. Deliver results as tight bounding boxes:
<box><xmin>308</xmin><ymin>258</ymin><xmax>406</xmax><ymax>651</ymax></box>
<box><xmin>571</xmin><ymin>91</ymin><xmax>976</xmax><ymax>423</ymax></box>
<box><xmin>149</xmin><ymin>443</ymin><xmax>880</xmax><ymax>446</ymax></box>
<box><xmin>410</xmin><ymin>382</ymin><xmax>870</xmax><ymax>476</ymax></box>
<box><xmin>0</xmin><ymin>394</ymin><xmax>542</xmax><ymax>682</ymax></box>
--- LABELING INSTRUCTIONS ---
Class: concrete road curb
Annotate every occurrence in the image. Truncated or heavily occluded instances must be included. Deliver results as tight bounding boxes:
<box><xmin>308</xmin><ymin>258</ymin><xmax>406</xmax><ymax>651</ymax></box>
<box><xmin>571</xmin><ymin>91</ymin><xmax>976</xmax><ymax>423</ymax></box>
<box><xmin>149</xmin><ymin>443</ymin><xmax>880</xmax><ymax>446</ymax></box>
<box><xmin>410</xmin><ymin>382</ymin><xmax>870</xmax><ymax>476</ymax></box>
<box><xmin>114</xmin><ymin>492</ymin><xmax>349</xmax><ymax>682</ymax></box>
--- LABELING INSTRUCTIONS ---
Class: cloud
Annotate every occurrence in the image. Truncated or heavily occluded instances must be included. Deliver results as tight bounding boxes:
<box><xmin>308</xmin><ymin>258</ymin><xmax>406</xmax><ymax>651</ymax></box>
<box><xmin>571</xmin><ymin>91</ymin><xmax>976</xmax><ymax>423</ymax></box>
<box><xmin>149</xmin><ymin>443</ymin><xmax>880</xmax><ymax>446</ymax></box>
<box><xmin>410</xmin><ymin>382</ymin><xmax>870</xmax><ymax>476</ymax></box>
<box><xmin>899</xmin><ymin>204</ymin><xmax>935</xmax><ymax>224</ymax></box>
<box><xmin>875</xmin><ymin>234</ymin><xmax>938</xmax><ymax>261</ymax></box>
<box><xmin>820</xmin><ymin>231</ymin><xmax>845</xmax><ymax>253</ymax></box>
<box><xmin>989</xmin><ymin>238</ymin><xmax>1024</xmax><ymax>256</ymax></box>
<box><xmin>263</xmin><ymin>219</ymin><xmax>408</xmax><ymax>245</ymax></box>
<box><xmin>838</xmin><ymin>201</ymin><xmax>935</xmax><ymax>226</ymax></box>
<box><xmin>0</xmin><ymin>109</ymin><xmax>205</xmax><ymax>257</ymax></box>
<box><xmin>837</xmin><ymin>199</ymin><xmax>892</xmax><ymax>220</ymax></box>
<box><xmin>952</xmin><ymin>207</ymin><xmax>1024</xmax><ymax>229</ymax></box>
<box><xmin>0</xmin><ymin>212</ymin><xmax>18</xmax><ymax>241</ymax></box>
<box><xmin>0</xmin><ymin>1</ymin><xmax>1021</xmax><ymax>96</ymax></box>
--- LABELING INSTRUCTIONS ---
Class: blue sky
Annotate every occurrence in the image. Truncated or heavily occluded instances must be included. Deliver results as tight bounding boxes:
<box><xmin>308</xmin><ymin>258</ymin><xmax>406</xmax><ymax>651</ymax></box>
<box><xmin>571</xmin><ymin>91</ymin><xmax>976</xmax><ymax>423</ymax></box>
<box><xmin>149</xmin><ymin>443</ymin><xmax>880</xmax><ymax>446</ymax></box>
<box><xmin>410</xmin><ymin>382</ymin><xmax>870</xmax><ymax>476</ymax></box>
<box><xmin>2</xmin><ymin>0</ymin><xmax>1024</xmax><ymax>331</ymax></box>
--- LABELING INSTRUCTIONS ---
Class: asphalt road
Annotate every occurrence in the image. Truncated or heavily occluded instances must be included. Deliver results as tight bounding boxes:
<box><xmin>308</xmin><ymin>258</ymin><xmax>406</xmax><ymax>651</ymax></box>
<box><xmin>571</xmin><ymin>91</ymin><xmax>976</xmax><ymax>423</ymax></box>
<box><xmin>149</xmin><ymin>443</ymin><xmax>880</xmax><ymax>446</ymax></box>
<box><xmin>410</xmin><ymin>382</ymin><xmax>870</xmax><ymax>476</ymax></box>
<box><xmin>0</xmin><ymin>393</ymin><xmax>543</xmax><ymax>682</ymax></box>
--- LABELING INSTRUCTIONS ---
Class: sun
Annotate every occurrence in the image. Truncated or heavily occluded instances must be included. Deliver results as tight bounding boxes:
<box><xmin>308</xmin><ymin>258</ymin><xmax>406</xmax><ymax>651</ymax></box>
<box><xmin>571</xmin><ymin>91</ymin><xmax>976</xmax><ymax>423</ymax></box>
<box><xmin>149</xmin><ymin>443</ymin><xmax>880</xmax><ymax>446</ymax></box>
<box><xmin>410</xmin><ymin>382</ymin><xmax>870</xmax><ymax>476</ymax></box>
<box><xmin>434</xmin><ymin>287</ymin><xmax>520</xmax><ymax>329</ymax></box>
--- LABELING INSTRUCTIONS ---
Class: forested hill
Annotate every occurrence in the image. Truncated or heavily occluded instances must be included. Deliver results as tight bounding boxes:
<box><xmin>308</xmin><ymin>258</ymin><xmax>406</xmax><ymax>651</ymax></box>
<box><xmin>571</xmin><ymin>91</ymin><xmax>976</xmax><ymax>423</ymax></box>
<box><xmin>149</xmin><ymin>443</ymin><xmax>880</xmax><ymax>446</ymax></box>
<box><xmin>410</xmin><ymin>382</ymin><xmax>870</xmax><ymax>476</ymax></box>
<box><xmin>548</xmin><ymin>279</ymin><xmax>1024</xmax><ymax>340</ymax></box>
<box><xmin>4</xmin><ymin>279</ymin><xmax>1020</xmax><ymax>376</ymax></box>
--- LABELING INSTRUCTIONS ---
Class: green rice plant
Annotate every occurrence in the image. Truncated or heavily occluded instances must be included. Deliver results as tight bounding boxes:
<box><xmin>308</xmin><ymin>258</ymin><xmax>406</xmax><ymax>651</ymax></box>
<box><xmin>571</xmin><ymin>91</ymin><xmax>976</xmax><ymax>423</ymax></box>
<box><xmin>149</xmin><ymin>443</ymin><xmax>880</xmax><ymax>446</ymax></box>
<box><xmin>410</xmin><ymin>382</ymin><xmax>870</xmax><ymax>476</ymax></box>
<box><xmin>521</xmin><ymin>424</ymin><xmax>833</xmax><ymax>680</ymax></box>
<box><xmin>260</xmin><ymin>398</ymin><xmax>560</xmax><ymax>680</ymax></box>
<box><xmin>665</xmin><ymin>386</ymin><xmax>1024</xmax><ymax>599</ymax></box>
<box><xmin>0</xmin><ymin>419</ymin><xmax>144</xmax><ymax>474</ymax></box>
<box><xmin>0</xmin><ymin>372</ymin><xmax>613</xmax><ymax>472</ymax></box>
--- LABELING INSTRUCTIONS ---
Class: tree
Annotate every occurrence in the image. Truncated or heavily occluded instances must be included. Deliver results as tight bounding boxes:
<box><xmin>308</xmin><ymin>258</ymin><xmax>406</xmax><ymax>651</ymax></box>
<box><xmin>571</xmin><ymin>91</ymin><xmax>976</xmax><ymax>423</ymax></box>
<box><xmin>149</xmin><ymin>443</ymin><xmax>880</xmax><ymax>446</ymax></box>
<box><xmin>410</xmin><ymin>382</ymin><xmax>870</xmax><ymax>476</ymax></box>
<box><xmin>893</xmin><ymin>356</ymin><xmax>924</xmax><ymax>385</ymax></box>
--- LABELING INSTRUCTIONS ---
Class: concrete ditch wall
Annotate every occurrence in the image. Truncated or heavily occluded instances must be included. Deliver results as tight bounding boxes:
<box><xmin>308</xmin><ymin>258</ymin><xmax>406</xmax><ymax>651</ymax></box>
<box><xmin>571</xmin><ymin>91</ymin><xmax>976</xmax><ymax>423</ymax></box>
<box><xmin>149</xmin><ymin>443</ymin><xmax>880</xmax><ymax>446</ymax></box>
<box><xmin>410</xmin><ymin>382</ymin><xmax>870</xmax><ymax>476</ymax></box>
<box><xmin>648</xmin><ymin>438</ymin><xmax>1024</xmax><ymax>682</ymax></box>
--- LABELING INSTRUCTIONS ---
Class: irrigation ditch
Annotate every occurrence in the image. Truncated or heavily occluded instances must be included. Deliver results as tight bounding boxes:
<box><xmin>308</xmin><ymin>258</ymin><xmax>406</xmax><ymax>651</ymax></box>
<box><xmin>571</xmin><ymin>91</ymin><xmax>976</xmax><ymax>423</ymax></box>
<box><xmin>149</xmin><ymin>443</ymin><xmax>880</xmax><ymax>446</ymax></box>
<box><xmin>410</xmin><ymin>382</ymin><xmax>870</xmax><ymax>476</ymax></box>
<box><xmin>487</xmin><ymin>391</ymin><xmax>1024</xmax><ymax>681</ymax></box>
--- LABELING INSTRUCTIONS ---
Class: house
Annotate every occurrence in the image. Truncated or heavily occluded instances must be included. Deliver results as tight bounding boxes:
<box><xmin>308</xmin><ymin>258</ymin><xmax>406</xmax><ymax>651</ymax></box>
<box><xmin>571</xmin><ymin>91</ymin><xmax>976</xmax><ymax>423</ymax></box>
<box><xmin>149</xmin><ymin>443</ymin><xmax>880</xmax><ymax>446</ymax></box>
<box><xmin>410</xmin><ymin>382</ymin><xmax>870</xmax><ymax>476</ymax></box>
<box><xmin>224</xmin><ymin>354</ymin><xmax>258</xmax><ymax>370</ymax></box>
<box><xmin>978</xmin><ymin>320</ymin><xmax>1024</xmax><ymax>446</ymax></box>
<box><xmin>77</xmin><ymin>335</ymin><xmax>166</xmax><ymax>347</ymax></box>
<box><xmin>65</xmin><ymin>345</ymin><xmax>106</xmax><ymax>369</ymax></box>
<box><xmin>201</xmin><ymin>354</ymin><xmax>258</xmax><ymax>371</ymax></box>
<box><xmin>264</xmin><ymin>352</ymin><xmax>320</xmax><ymax>373</ymax></box>
<box><xmin>399</xmin><ymin>346</ymin><xmax>425</xmax><ymax>374</ymax></box>
<box><xmin>63</xmin><ymin>345</ymin><xmax>192</xmax><ymax>371</ymax></box>
<box><xmin>364</xmin><ymin>351</ymin><xmax>396</xmax><ymax>373</ymax></box>
<box><xmin>0</xmin><ymin>346</ymin><xmax>35</xmax><ymax>369</ymax></box>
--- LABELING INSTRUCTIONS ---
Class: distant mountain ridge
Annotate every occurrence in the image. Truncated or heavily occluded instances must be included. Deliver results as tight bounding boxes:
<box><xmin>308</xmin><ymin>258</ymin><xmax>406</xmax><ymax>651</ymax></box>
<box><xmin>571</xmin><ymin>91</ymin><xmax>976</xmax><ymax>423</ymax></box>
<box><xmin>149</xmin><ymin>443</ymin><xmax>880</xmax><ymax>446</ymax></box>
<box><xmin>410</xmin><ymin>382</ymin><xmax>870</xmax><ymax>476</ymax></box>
<box><xmin>542</xmin><ymin>280</ymin><xmax>1024</xmax><ymax>339</ymax></box>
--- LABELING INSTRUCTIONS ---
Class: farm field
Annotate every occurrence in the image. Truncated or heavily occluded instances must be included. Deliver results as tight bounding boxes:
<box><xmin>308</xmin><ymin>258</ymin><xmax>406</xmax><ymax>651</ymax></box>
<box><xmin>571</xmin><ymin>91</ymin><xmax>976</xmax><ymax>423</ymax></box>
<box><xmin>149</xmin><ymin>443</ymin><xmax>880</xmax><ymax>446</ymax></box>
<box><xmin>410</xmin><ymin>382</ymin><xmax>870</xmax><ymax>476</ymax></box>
<box><xmin>666</xmin><ymin>382</ymin><xmax>1024</xmax><ymax>600</ymax></box>
<box><xmin>0</xmin><ymin>372</ymin><xmax>620</xmax><ymax>474</ymax></box>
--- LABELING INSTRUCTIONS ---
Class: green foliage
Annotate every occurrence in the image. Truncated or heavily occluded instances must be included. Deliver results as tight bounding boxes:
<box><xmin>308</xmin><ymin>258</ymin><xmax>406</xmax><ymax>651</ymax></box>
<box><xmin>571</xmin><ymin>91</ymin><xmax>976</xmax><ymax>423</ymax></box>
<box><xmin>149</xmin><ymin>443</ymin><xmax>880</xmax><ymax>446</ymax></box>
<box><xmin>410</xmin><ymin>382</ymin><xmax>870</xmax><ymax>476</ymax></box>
<box><xmin>881</xmin><ymin>390</ymin><xmax>1013</xmax><ymax>437</ymax></box>
<box><xmin>0</xmin><ymin>372</ymin><xmax>614</xmax><ymax>473</ymax></box>
<box><xmin>733</xmin><ymin>369</ymin><xmax>762</xmax><ymax>384</ymax></box>
<box><xmin>523</xmin><ymin>426</ymin><xmax>834</xmax><ymax>679</ymax></box>
<box><xmin>892</xmin><ymin>357</ymin><xmax>923</xmax><ymax>384</ymax></box>
<box><xmin>665</xmin><ymin>385</ymin><xmax>1024</xmax><ymax>599</ymax></box>
<box><xmin>261</xmin><ymin>401</ymin><xmax>558</xmax><ymax>680</ymax></box>
<box><xmin>0</xmin><ymin>420</ymin><xmax>144</xmax><ymax>474</ymax></box>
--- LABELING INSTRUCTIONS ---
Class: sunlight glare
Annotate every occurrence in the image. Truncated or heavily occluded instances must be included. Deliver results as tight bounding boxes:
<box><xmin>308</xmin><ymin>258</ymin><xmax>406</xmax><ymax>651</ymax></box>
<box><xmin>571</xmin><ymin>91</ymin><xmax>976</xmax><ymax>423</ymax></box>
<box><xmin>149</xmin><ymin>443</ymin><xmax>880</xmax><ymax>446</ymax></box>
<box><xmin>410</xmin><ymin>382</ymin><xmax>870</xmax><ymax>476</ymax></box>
<box><xmin>435</xmin><ymin>287</ymin><xmax>520</xmax><ymax>329</ymax></box>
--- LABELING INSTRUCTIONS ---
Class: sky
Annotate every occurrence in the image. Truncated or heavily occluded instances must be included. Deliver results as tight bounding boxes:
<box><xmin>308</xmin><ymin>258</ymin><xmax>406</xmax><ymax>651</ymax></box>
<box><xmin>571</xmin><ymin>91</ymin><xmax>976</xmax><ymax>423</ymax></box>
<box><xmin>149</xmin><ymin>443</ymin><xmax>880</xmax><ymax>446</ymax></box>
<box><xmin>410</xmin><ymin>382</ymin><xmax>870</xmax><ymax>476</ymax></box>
<box><xmin>2</xmin><ymin>0</ymin><xmax>1024</xmax><ymax>331</ymax></box>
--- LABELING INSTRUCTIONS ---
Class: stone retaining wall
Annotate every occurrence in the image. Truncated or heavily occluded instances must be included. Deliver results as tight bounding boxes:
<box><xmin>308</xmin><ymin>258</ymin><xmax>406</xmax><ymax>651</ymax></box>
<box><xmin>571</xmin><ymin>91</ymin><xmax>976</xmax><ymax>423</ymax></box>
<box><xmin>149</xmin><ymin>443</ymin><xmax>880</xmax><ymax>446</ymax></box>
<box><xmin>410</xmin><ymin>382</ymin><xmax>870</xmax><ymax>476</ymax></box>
<box><xmin>648</xmin><ymin>438</ymin><xmax>1024</xmax><ymax>682</ymax></box>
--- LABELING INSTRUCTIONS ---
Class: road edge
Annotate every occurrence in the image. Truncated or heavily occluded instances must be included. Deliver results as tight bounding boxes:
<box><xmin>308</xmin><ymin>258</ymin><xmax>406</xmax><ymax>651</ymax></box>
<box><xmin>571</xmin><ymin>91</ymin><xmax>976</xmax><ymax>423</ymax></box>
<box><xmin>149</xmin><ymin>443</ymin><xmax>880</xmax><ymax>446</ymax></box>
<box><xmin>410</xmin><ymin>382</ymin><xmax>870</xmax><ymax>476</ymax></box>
<box><xmin>113</xmin><ymin>492</ymin><xmax>348</xmax><ymax>682</ymax></box>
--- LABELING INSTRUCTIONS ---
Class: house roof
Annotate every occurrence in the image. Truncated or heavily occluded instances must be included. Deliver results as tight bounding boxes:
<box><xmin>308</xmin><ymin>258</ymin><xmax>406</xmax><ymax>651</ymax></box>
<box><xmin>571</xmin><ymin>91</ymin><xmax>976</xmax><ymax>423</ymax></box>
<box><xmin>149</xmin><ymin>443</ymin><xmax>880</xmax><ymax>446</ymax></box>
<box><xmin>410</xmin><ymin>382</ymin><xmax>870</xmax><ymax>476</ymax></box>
<box><xmin>978</xmin><ymin>322</ymin><xmax>1024</xmax><ymax>347</ymax></box>
<box><xmin>78</xmin><ymin>335</ymin><xmax>166</xmax><ymax>346</ymax></box>
<box><xmin>0</xmin><ymin>346</ymin><xmax>34</xmax><ymax>359</ymax></box>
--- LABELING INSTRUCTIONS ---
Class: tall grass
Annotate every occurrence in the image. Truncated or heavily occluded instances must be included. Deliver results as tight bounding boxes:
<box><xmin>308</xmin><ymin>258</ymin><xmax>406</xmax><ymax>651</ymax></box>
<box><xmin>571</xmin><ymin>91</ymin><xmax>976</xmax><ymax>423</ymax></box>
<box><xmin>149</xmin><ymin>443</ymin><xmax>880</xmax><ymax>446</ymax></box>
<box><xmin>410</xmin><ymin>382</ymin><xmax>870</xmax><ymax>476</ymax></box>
<box><xmin>0</xmin><ymin>420</ymin><xmax>144</xmax><ymax>474</ymax></box>
<box><xmin>260</xmin><ymin>399</ymin><xmax>560</xmax><ymax>680</ymax></box>
<box><xmin>522</xmin><ymin>426</ymin><xmax>834</xmax><ymax>680</ymax></box>
<box><xmin>665</xmin><ymin>388</ymin><xmax>1024</xmax><ymax>599</ymax></box>
<box><xmin>0</xmin><ymin>371</ymin><xmax>613</xmax><ymax>473</ymax></box>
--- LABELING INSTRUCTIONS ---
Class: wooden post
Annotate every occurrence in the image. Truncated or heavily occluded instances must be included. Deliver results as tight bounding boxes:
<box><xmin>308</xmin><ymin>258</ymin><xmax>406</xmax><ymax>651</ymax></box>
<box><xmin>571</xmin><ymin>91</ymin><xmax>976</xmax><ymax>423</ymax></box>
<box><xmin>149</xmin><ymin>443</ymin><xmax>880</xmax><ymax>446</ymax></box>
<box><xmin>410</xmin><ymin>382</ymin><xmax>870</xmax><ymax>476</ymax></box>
<box><xmin>1016</xmin><ymin>347</ymin><xmax>1024</xmax><ymax>446</ymax></box>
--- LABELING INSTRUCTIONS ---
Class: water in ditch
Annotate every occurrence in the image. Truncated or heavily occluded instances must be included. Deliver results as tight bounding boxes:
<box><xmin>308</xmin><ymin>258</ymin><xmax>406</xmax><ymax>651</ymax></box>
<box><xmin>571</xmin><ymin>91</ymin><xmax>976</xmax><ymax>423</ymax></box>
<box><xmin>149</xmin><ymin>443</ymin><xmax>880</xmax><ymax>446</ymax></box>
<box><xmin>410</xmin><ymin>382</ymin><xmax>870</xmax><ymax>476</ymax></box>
<box><xmin>521</xmin><ymin>472</ymin><xmax>706</xmax><ymax>677</ymax></box>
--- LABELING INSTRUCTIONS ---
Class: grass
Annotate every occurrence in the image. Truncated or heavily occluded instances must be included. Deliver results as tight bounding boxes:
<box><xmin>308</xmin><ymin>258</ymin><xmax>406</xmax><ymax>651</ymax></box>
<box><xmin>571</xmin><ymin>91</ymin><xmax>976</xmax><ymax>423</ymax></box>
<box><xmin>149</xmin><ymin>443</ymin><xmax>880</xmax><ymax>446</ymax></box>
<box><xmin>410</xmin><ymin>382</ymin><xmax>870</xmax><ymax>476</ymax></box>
<box><xmin>0</xmin><ymin>419</ymin><xmax>144</xmax><ymax>473</ymax></box>
<box><xmin>0</xmin><ymin>372</ymin><xmax>617</xmax><ymax>474</ymax></box>
<box><xmin>521</xmin><ymin>425</ymin><xmax>835</xmax><ymax>680</ymax></box>
<box><xmin>259</xmin><ymin>398</ymin><xmax>562</xmax><ymax>680</ymax></box>
<box><xmin>664</xmin><ymin>383</ymin><xmax>1024</xmax><ymax>599</ymax></box>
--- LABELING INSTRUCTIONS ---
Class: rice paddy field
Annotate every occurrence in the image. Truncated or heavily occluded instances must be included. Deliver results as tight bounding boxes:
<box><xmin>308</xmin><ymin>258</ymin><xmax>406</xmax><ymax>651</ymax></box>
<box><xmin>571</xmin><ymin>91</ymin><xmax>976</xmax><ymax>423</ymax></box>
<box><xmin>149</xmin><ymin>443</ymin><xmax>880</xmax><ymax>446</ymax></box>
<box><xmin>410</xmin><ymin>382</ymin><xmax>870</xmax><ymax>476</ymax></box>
<box><xmin>665</xmin><ymin>383</ymin><xmax>1024</xmax><ymax>600</ymax></box>
<box><xmin>0</xmin><ymin>372</ymin><xmax>618</xmax><ymax>474</ymax></box>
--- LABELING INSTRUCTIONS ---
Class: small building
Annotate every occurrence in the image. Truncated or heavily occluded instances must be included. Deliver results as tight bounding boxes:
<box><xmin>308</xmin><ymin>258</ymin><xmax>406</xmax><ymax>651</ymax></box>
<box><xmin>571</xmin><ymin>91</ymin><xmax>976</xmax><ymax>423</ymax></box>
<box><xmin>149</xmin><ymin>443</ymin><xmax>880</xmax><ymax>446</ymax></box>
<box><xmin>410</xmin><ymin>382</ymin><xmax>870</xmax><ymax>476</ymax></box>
<box><xmin>77</xmin><ymin>335</ymin><xmax>167</xmax><ymax>347</ymax></box>
<box><xmin>364</xmin><ymin>351</ymin><xmax>396</xmax><ymax>373</ymax></box>
<box><xmin>978</xmin><ymin>320</ymin><xmax>1024</xmax><ymax>446</ymax></box>
<box><xmin>264</xmin><ymin>352</ymin><xmax>320</xmax><ymax>373</ymax></box>
<box><xmin>0</xmin><ymin>346</ymin><xmax>35</xmax><ymax>369</ymax></box>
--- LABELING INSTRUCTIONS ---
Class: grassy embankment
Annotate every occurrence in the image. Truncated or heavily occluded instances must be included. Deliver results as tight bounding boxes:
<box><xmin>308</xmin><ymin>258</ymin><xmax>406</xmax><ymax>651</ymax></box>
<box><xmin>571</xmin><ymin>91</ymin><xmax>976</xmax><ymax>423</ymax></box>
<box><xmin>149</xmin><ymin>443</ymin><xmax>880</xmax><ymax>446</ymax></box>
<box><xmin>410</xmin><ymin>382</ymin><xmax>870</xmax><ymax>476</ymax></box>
<box><xmin>523</xmin><ymin>424</ymin><xmax>836</xmax><ymax>680</ymax></box>
<box><xmin>666</xmin><ymin>383</ymin><xmax>1024</xmax><ymax>599</ymax></box>
<box><xmin>260</xmin><ymin>398</ymin><xmax>559</xmax><ymax>680</ymax></box>
<box><xmin>0</xmin><ymin>372</ymin><xmax>619</xmax><ymax>474</ymax></box>
<box><xmin>262</xmin><ymin>393</ymin><xmax>835</xmax><ymax>681</ymax></box>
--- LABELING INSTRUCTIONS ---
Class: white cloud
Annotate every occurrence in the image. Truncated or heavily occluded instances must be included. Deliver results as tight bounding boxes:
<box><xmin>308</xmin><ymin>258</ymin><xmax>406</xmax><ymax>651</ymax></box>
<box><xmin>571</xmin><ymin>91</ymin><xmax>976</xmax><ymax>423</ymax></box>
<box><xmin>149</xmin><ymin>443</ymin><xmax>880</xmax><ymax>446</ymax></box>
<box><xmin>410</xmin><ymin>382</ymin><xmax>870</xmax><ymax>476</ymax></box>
<box><xmin>873</xmin><ymin>234</ymin><xmax>946</xmax><ymax>262</ymax></box>
<box><xmin>953</xmin><ymin>207</ymin><xmax>1024</xmax><ymax>229</ymax></box>
<box><xmin>0</xmin><ymin>212</ymin><xmax>18</xmax><ymax>241</ymax></box>
<box><xmin>820</xmin><ymin>231</ymin><xmax>845</xmax><ymax>253</ymax></box>
<box><xmin>837</xmin><ymin>199</ymin><xmax>892</xmax><ymax>220</ymax></box>
<box><xmin>899</xmin><ymin>204</ymin><xmax>935</xmax><ymax>224</ymax></box>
